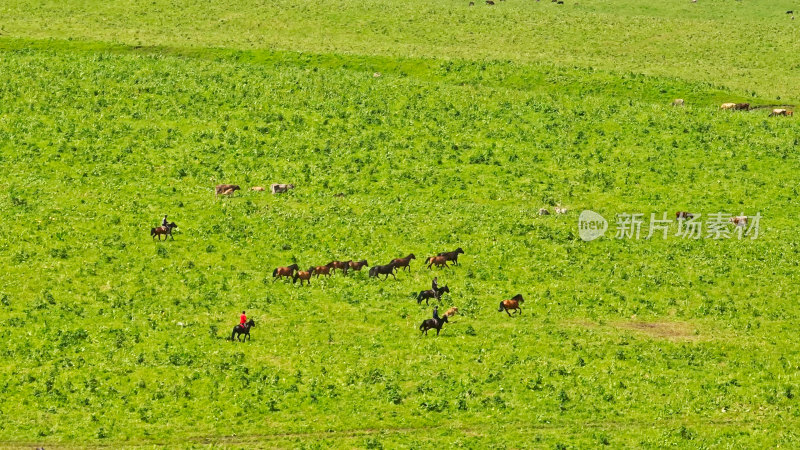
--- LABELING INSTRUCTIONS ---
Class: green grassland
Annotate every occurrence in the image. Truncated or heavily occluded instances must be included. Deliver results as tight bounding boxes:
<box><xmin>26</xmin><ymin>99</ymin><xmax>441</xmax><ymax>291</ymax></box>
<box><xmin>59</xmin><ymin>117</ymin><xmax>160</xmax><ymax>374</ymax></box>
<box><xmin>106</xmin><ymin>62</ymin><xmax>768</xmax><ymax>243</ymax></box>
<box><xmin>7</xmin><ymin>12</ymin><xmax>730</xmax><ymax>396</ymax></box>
<box><xmin>1</xmin><ymin>0</ymin><xmax>800</xmax><ymax>448</ymax></box>
<box><xmin>3</xmin><ymin>0</ymin><xmax>800</xmax><ymax>98</ymax></box>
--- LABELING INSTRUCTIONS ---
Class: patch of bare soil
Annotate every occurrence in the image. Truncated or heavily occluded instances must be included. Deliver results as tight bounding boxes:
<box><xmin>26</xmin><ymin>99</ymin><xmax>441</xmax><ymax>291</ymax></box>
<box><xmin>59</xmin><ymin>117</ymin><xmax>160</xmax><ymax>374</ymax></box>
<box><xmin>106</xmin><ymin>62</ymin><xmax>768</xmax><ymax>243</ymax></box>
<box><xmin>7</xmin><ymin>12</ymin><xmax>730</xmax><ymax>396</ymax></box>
<box><xmin>565</xmin><ymin>319</ymin><xmax>702</xmax><ymax>341</ymax></box>
<box><xmin>615</xmin><ymin>321</ymin><xmax>700</xmax><ymax>341</ymax></box>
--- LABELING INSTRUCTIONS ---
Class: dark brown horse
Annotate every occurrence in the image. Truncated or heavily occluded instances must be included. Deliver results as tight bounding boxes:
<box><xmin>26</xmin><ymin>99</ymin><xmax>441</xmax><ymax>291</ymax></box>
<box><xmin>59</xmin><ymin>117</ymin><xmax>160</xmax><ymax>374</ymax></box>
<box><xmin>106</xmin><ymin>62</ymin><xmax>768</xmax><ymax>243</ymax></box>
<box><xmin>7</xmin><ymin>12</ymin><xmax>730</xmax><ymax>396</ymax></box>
<box><xmin>498</xmin><ymin>294</ymin><xmax>524</xmax><ymax>316</ymax></box>
<box><xmin>391</xmin><ymin>254</ymin><xmax>416</xmax><ymax>272</ymax></box>
<box><xmin>420</xmin><ymin>315</ymin><xmax>448</xmax><ymax>335</ymax></box>
<box><xmin>313</xmin><ymin>264</ymin><xmax>332</xmax><ymax>278</ymax></box>
<box><xmin>328</xmin><ymin>260</ymin><xmax>351</xmax><ymax>274</ymax></box>
<box><xmin>369</xmin><ymin>263</ymin><xmax>397</xmax><ymax>280</ymax></box>
<box><xmin>293</xmin><ymin>268</ymin><xmax>315</xmax><ymax>285</ymax></box>
<box><xmin>349</xmin><ymin>260</ymin><xmax>369</xmax><ymax>271</ymax></box>
<box><xmin>273</xmin><ymin>263</ymin><xmax>299</xmax><ymax>281</ymax></box>
<box><xmin>231</xmin><ymin>319</ymin><xmax>255</xmax><ymax>342</ymax></box>
<box><xmin>426</xmin><ymin>255</ymin><xmax>449</xmax><ymax>269</ymax></box>
<box><xmin>437</xmin><ymin>248</ymin><xmax>464</xmax><ymax>265</ymax></box>
<box><xmin>151</xmin><ymin>222</ymin><xmax>177</xmax><ymax>241</ymax></box>
<box><xmin>417</xmin><ymin>285</ymin><xmax>450</xmax><ymax>305</ymax></box>
<box><xmin>215</xmin><ymin>184</ymin><xmax>241</xmax><ymax>197</ymax></box>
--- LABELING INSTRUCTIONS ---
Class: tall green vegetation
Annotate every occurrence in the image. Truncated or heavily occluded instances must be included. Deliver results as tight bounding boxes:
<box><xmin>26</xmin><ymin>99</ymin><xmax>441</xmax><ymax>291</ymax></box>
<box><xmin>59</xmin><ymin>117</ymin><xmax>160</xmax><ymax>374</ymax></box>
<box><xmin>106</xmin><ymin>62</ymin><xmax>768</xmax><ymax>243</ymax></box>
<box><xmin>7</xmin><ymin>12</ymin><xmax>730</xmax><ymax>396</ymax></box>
<box><xmin>1</xmin><ymin>0</ymin><xmax>799</xmax><ymax>446</ymax></box>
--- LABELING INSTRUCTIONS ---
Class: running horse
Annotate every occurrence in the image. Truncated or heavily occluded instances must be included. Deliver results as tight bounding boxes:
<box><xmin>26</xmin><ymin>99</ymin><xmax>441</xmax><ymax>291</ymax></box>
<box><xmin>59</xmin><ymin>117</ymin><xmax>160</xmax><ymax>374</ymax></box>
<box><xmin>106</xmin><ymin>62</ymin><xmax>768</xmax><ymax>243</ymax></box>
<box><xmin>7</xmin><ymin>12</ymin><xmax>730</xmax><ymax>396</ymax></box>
<box><xmin>231</xmin><ymin>318</ymin><xmax>256</xmax><ymax>342</ymax></box>
<box><xmin>293</xmin><ymin>268</ymin><xmax>315</xmax><ymax>285</ymax></box>
<box><xmin>151</xmin><ymin>222</ymin><xmax>178</xmax><ymax>240</ymax></box>
<box><xmin>426</xmin><ymin>255</ymin><xmax>449</xmax><ymax>269</ymax></box>
<box><xmin>313</xmin><ymin>264</ymin><xmax>333</xmax><ymax>278</ymax></box>
<box><xmin>416</xmin><ymin>285</ymin><xmax>450</xmax><ymax>305</ymax></box>
<box><xmin>437</xmin><ymin>248</ymin><xmax>464</xmax><ymax>265</ymax></box>
<box><xmin>328</xmin><ymin>260</ymin><xmax>351</xmax><ymax>275</ymax></box>
<box><xmin>419</xmin><ymin>315</ymin><xmax>449</xmax><ymax>335</ymax></box>
<box><xmin>498</xmin><ymin>294</ymin><xmax>524</xmax><ymax>316</ymax></box>
<box><xmin>273</xmin><ymin>263</ymin><xmax>299</xmax><ymax>281</ymax></box>
<box><xmin>369</xmin><ymin>263</ymin><xmax>397</xmax><ymax>280</ymax></box>
<box><xmin>349</xmin><ymin>260</ymin><xmax>369</xmax><ymax>271</ymax></box>
<box><xmin>391</xmin><ymin>254</ymin><xmax>416</xmax><ymax>272</ymax></box>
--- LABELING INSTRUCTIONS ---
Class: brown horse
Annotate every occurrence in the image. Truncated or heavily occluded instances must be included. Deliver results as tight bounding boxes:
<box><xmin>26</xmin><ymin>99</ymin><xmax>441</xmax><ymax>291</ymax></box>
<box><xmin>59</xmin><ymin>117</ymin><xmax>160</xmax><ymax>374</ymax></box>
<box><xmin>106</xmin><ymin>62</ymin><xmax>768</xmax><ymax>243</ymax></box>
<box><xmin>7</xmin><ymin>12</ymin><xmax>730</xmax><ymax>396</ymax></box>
<box><xmin>437</xmin><ymin>248</ymin><xmax>464</xmax><ymax>265</ymax></box>
<box><xmin>151</xmin><ymin>222</ymin><xmax>177</xmax><ymax>241</ymax></box>
<box><xmin>273</xmin><ymin>263</ymin><xmax>299</xmax><ymax>281</ymax></box>
<box><xmin>293</xmin><ymin>268</ymin><xmax>315</xmax><ymax>285</ymax></box>
<box><xmin>313</xmin><ymin>264</ymin><xmax>332</xmax><ymax>278</ymax></box>
<box><xmin>215</xmin><ymin>184</ymin><xmax>240</xmax><ymax>197</ymax></box>
<box><xmin>444</xmin><ymin>307</ymin><xmax>459</xmax><ymax>317</ymax></box>
<box><xmin>426</xmin><ymin>255</ymin><xmax>449</xmax><ymax>269</ymax></box>
<box><xmin>349</xmin><ymin>260</ymin><xmax>369</xmax><ymax>271</ymax></box>
<box><xmin>328</xmin><ymin>260</ymin><xmax>351</xmax><ymax>274</ymax></box>
<box><xmin>391</xmin><ymin>254</ymin><xmax>416</xmax><ymax>272</ymax></box>
<box><xmin>498</xmin><ymin>294</ymin><xmax>524</xmax><ymax>316</ymax></box>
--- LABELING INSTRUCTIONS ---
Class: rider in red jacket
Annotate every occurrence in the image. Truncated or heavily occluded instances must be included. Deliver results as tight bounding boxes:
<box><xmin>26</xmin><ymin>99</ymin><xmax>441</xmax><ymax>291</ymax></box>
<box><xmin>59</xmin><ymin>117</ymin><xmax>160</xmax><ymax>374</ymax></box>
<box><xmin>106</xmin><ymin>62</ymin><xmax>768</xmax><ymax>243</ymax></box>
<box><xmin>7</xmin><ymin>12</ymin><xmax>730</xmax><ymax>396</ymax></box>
<box><xmin>240</xmin><ymin>311</ymin><xmax>247</xmax><ymax>327</ymax></box>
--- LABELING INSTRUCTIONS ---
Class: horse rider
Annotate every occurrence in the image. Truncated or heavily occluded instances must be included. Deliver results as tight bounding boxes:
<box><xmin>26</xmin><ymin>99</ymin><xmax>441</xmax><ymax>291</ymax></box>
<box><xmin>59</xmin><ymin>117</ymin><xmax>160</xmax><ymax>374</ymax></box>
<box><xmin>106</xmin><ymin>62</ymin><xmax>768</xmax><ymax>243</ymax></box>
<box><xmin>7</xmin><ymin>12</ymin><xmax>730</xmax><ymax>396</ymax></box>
<box><xmin>432</xmin><ymin>305</ymin><xmax>440</xmax><ymax>322</ymax></box>
<box><xmin>239</xmin><ymin>311</ymin><xmax>247</xmax><ymax>328</ymax></box>
<box><xmin>162</xmin><ymin>215</ymin><xmax>169</xmax><ymax>228</ymax></box>
<box><xmin>432</xmin><ymin>277</ymin><xmax>439</xmax><ymax>299</ymax></box>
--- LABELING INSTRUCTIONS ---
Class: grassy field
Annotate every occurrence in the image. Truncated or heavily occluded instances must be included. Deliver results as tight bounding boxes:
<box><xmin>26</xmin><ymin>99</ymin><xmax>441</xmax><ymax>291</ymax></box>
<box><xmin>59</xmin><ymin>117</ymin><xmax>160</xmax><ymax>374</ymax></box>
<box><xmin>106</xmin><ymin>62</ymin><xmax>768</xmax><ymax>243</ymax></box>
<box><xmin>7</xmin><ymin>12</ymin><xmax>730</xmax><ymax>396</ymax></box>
<box><xmin>2</xmin><ymin>1</ymin><xmax>800</xmax><ymax>448</ymax></box>
<box><xmin>3</xmin><ymin>0</ymin><xmax>800</xmax><ymax>98</ymax></box>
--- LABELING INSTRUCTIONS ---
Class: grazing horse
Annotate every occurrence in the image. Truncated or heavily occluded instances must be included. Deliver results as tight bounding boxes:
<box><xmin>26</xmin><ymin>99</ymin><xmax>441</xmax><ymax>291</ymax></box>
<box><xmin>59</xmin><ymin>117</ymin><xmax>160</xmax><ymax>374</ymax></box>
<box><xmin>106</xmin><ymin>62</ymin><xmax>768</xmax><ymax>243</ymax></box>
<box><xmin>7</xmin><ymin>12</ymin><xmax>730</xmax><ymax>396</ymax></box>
<box><xmin>231</xmin><ymin>319</ymin><xmax>255</xmax><ymax>342</ymax></box>
<box><xmin>675</xmin><ymin>211</ymin><xmax>694</xmax><ymax>220</ymax></box>
<box><xmin>417</xmin><ymin>285</ymin><xmax>450</xmax><ymax>305</ymax></box>
<box><xmin>151</xmin><ymin>222</ymin><xmax>177</xmax><ymax>240</ymax></box>
<box><xmin>426</xmin><ymin>255</ymin><xmax>450</xmax><ymax>269</ymax></box>
<box><xmin>734</xmin><ymin>103</ymin><xmax>750</xmax><ymax>111</ymax></box>
<box><xmin>419</xmin><ymin>316</ymin><xmax>449</xmax><ymax>335</ymax></box>
<box><xmin>444</xmin><ymin>307</ymin><xmax>459</xmax><ymax>317</ymax></box>
<box><xmin>293</xmin><ymin>268</ymin><xmax>314</xmax><ymax>285</ymax></box>
<box><xmin>391</xmin><ymin>254</ymin><xmax>416</xmax><ymax>272</ymax></box>
<box><xmin>271</xmin><ymin>183</ymin><xmax>295</xmax><ymax>194</ymax></box>
<box><xmin>771</xmin><ymin>109</ymin><xmax>793</xmax><ymax>117</ymax></box>
<box><xmin>215</xmin><ymin>184</ymin><xmax>241</xmax><ymax>197</ymax></box>
<box><xmin>349</xmin><ymin>260</ymin><xmax>369</xmax><ymax>271</ymax></box>
<box><xmin>328</xmin><ymin>260</ymin><xmax>351</xmax><ymax>274</ymax></box>
<box><xmin>437</xmin><ymin>248</ymin><xmax>464</xmax><ymax>265</ymax></box>
<box><xmin>498</xmin><ymin>294</ymin><xmax>524</xmax><ymax>316</ymax></box>
<box><xmin>273</xmin><ymin>263</ymin><xmax>299</xmax><ymax>281</ymax></box>
<box><xmin>369</xmin><ymin>263</ymin><xmax>397</xmax><ymax>280</ymax></box>
<box><xmin>313</xmin><ymin>264</ymin><xmax>332</xmax><ymax>278</ymax></box>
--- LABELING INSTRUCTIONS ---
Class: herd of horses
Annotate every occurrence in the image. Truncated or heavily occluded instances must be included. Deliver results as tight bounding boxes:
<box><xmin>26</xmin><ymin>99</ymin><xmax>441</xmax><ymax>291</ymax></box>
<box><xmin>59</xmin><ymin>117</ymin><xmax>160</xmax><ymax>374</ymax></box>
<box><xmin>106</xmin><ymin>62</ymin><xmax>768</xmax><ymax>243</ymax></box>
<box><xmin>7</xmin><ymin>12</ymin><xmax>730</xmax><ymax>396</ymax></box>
<box><xmin>150</xmin><ymin>217</ymin><xmax>521</xmax><ymax>339</ymax></box>
<box><xmin>267</xmin><ymin>246</ymin><xmax>523</xmax><ymax>337</ymax></box>
<box><xmin>270</xmin><ymin>248</ymin><xmax>466</xmax><ymax>285</ymax></box>
<box><xmin>673</xmin><ymin>98</ymin><xmax>794</xmax><ymax>116</ymax></box>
